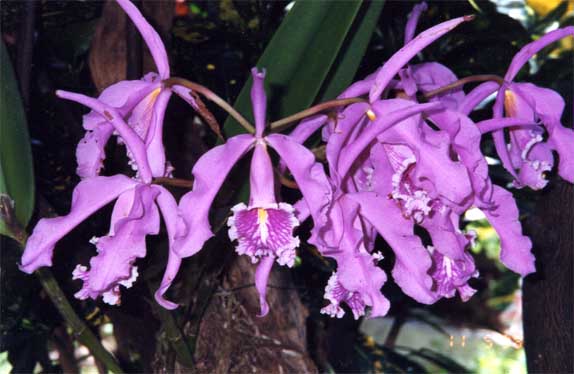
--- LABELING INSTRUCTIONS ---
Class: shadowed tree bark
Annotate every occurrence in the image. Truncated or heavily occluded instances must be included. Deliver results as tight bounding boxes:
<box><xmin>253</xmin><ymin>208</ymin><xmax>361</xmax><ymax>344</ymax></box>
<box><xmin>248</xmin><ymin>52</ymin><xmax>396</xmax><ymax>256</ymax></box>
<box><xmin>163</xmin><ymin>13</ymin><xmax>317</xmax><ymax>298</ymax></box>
<box><xmin>523</xmin><ymin>180</ymin><xmax>573</xmax><ymax>373</ymax></box>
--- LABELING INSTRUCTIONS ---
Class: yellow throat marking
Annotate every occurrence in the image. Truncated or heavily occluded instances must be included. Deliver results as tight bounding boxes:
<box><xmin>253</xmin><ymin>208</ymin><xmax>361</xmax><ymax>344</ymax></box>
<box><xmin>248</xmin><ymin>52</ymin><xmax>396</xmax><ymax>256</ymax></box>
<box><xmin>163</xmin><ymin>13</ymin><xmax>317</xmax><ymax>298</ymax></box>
<box><xmin>366</xmin><ymin>109</ymin><xmax>377</xmax><ymax>121</ymax></box>
<box><xmin>504</xmin><ymin>90</ymin><xmax>517</xmax><ymax>117</ymax></box>
<box><xmin>257</xmin><ymin>208</ymin><xmax>269</xmax><ymax>243</ymax></box>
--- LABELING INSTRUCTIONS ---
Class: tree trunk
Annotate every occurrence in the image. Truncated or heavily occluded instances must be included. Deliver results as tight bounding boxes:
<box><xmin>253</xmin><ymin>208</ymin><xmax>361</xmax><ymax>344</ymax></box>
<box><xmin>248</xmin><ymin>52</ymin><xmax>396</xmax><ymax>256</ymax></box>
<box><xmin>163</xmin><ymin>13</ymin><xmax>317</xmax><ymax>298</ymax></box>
<box><xmin>523</xmin><ymin>180</ymin><xmax>573</xmax><ymax>373</ymax></box>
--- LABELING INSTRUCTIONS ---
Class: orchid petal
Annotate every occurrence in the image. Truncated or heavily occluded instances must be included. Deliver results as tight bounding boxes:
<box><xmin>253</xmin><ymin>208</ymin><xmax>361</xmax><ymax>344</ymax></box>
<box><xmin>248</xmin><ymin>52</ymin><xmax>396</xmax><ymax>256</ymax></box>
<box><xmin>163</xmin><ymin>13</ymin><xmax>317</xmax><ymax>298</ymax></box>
<box><xmin>266</xmin><ymin>134</ymin><xmax>332</xmax><ymax>226</ymax></box>
<box><xmin>420</xmin><ymin>207</ymin><xmax>468</xmax><ymax>260</ymax></box>
<box><xmin>398</xmin><ymin>67</ymin><xmax>418</xmax><ymax>97</ymax></box>
<box><xmin>324</xmin><ymin>102</ymin><xmax>370</xmax><ymax>177</ymax></box>
<box><xmin>83</xmin><ymin>80</ymin><xmax>158</xmax><ymax>131</ymax></box>
<box><xmin>404</xmin><ymin>2</ymin><xmax>428</xmax><ymax>44</ymax></box>
<box><xmin>511</xmin><ymin>83</ymin><xmax>574</xmax><ymax>183</ymax></box>
<box><xmin>249</xmin><ymin>142</ymin><xmax>276</xmax><ymax>206</ymax></box>
<box><xmin>228</xmin><ymin>202</ymin><xmax>299</xmax><ymax>267</ymax></box>
<box><xmin>337</xmin><ymin>67</ymin><xmax>380</xmax><ymax>99</ymax></box>
<box><xmin>427</xmin><ymin>110</ymin><xmax>492</xmax><ymax>204</ymax></box>
<box><xmin>369</xmin><ymin>16</ymin><xmax>471</xmax><ymax>102</ymax></box>
<box><xmin>429</xmin><ymin>248</ymin><xmax>478</xmax><ymax>301</ymax></box>
<box><xmin>550</xmin><ymin>125</ymin><xmax>574</xmax><ymax>183</ymax></box>
<box><xmin>56</xmin><ymin>90</ymin><xmax>153</xmax><ymax>183</ymax></box>
<box><xmin>20</xmin><ymin>175</ymin><xmax>138</xmax><ymax>273</ymax></box>
<box><xmin>286</xmin><ymin>114</ymin><xmax>328</xmax><ymax>145</ymax></box>
<box><xmin>504</xmin><ymin>26</ymin><xmax>574</xmax><ymax>82</ymax></box>
<box><xmin>154</xmin><ymin>185</ymin><xmax>184</xmax><ymax>309</ymax></box>
<box><xmin>491</xmin><ymin>87</ymin><xmax>520</xmax><ymax>180</ymax></box>
<box><xmin>74</xmin><ymin>185</ymin><xmax>160</xmax><ymax>302</ymax></box>
<box><xmin>251</xmin><ymin>68</ymin><xmax>267</xmax><ymax>137</ymax></box>
<box><xmin>76</xmin><ymin>123</ymin><xmax>114</xmax><ymax>178</ymax></box>
<box><xmin>144</xmin><ymin>89</ymin><xmax>172</xmax><ymax>177</ymax></box>
<box><xmin>255</xmin><ymin>255</ymin><xmax>274</xmax><ymax>317</ymax></box>
<box><xmin>411</xmin><ymin>62</ymin><xmax>464</xmax><ymax>109</ymax></box>
<box><xmin>175</xmin><ymin>135</ymin><xmax>255</xmax><ymax>257</ymax></box>
<box><xmin>476</xmin><ymin>117</ymin><xmax>538</xmax><ymax>134</ymax></box>
<box><xmin>316</xmin><ymin>197</ymin><xmax>389</xmax><ymax>318</ymax></box>
<box><xmin>458</xmin><ymin>81</ymin><xmax>499</xmax><ymax>115</ymax></box>
<box><xmin>482</xmin><ymin>186</ymin><xmax>535</xmax><ymax>276</ymax></box>
<box><xmin>349</xmin><ymin>192</ymin><xmax>437</xmax><ymax>304</ymax></box>
<box><xmin>338</xmin><ymin>99</ymin><xmax>442</xmax><ymax>181</ymax></box>
<box><xmin>171</xmin><ymin>85</ymin><xmax>200</xmax><ymax>111</ymax></box>
<box><xmin>116</xmin><ymin>0</ymin><xmax>170</xmax><ymax>79</ymax></box>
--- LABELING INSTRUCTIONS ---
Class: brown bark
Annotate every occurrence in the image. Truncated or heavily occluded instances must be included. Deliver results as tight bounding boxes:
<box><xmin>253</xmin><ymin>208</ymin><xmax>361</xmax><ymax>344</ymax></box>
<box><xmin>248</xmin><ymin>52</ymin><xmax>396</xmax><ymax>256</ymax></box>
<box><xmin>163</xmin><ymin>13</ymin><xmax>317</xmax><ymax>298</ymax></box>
<box><xmin>186</xmin><ymin>256</ymin><xmax>317</xmax><ymax>373</ymax></box>
<box><xmin>89</xmin><ymin>0</ymin><xmax>174</xmax><ymax>92</ymax></box>
<box><xmin>523</xmin><ymin>180</ymin><xmax>573</xmax><ymax>373</ymax></box>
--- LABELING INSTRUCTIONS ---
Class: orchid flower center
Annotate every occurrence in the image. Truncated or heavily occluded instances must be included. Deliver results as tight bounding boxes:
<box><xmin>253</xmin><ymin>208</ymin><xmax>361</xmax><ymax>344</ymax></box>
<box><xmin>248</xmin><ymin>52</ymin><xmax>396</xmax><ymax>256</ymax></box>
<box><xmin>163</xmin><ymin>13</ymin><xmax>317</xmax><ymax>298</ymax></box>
<box><xmin>228</xmin><ymin>202</ymin><xmax>300</xmax><ymax>267</ymax></box>
<box><xmin>504</xmin><ymin>90</ymin><xmax>517</xmax><ymax>117</ymax></box>
<box><xmin>366</xmin><ymin>109</ymin><xmax>377</xmax><ymax>121</ymax></box>
<box><xmin>320</xmin><ymin>272</ymin><xmax>366</xmax><ymax>320</ymax></box>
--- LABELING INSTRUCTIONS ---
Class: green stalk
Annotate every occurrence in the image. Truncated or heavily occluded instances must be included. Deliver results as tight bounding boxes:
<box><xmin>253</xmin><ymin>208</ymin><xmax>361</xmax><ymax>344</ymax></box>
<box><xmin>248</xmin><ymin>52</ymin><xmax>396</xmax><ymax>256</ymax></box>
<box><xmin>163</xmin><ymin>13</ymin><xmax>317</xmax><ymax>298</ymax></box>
<box><xmin>4</xmin><ymin>208</ymin><xmax>123</xmax><ymax>373</ymax></box>
<box><xmin>35</xmin><ymin>267</ymin><xmax>124</xmax><ymax>373</ymax></box>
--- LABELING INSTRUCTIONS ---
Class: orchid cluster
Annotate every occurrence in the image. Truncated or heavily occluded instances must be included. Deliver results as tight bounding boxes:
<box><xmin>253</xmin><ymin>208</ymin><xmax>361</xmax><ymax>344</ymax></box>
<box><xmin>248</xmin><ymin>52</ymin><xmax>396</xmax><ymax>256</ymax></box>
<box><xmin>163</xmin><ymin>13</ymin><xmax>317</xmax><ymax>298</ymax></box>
<box><xmin>20</xmin><ymin>0</ymin><xmax>573</xmax><ymax>320</ymax></box>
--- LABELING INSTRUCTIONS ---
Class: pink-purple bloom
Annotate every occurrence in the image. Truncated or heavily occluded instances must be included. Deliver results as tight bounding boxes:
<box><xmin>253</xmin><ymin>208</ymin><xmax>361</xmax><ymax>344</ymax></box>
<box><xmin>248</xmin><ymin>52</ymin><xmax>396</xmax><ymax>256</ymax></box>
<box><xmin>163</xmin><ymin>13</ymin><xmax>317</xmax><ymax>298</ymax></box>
<box><xmin>20</xmin><ymin>93</ymin><xmax>181</xmax><ymax>306</ymax></box>
<box><xmin>75</xmin><ymin>0</ymin><xmax>197</xmax><ymax>180</ymax></box>
<box><xmin>20</xmin><ymin>0</ymin><xmax>186</xmax><ymax>306</ymax></box>
<box><xmin>490</xmin><ymin>27</ymin><xmax>574</xmax><ymax>189</ymax></box>
<box><xmin>157</xmin><ymin>68</ymin><xmax>332</xmax><ymax>315</ymax></box>
<box><xmin>19</xmin><ymin>0</ymin><xmax>573</xmax><ymax>320</ymax></box>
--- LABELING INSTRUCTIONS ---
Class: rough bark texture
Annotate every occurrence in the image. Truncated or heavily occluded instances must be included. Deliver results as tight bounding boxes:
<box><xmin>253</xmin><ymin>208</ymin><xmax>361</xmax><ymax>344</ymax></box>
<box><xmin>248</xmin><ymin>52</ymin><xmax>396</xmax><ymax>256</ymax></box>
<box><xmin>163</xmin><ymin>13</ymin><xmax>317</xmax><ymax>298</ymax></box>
<box><xmin>89</xmin><ymin>0</ymin><xmax>174</xmax><ymax>92</ymax></box>
<box><xmin>523</xmin><ymin>180</ymin><xmax>573</xmax><ymax>373</ymax></box>
<box><xmin>89</xmin><ymin>0</ymin><xmax>128</xmax><ymax>91</ymax></box>
<box><xmin>184</xmin><ymin>256</ymin><xmax>317</xmax><ymax>373</ymax></box>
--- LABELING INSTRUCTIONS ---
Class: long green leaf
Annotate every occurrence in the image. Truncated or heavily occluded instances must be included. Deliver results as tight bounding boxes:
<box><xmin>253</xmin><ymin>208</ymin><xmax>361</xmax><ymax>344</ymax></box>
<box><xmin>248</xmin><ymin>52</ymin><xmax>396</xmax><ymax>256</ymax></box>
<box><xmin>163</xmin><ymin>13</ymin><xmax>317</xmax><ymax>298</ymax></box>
<box><xmin>223</xmin><ymin>0</ymin><xmax>363</xmax><ymax>136</ymax></box>
<box><xmin>0</xmin><ymin>41</ymin><xmax>35</xmax><ymax>238</ymax></box>
<box><xmin>318</xmin><ymin>0</ymin><xmax>385</xmax><ymax>101</ymax></box>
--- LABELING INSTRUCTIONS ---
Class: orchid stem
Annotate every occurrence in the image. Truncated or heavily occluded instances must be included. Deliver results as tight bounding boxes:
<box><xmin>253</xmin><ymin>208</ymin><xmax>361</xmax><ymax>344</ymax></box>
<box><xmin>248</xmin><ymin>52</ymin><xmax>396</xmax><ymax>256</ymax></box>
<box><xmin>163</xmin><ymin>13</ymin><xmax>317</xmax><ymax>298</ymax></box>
<box><xmin>153</xmin><ymin>177</ymin><xmax>194</xmax><ymax>190</ymax></box>
<box><xmin>423</xmin><ymin>74</ymin><xmax>504</xmax><ymax>99</ymax></box>
<box><xmin>18</xmin><ymin>238</ymin><xmax>122</xmax><ymax>373</ymax></box>
<box><xmin>164</xmin><ymin>77</ymin><xmax>255</xmax><ymax>134</ymax></box>
<box><xmin>35</xmin><ymin>267</ymin><xmax>124</xmax><ymax>373</ymax></box>
<box><xmin>270</xmin><ymin>97</ymin><xmax>366</xmax><ymax>132</ymax></box>
<box><xmin>146</xmin><ymin>283</ymin><xmax>195</xmax><ymax>369</ymax></box>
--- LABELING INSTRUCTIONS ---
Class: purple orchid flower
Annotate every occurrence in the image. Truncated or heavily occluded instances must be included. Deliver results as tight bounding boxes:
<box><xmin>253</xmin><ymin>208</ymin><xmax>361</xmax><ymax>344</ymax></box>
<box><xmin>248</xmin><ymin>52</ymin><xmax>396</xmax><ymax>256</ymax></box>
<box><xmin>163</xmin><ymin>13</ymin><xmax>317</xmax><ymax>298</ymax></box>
<box><xmin>20</xmin><ymin>92</ymin><xmax>181</xmax><ymax>306</ymax></box>
<box><xmin>428</xmin><ymin>246</ymin><xmax>478</xmax><ymax>301</ymax></box>
<box><xmin>76</xmin><ymin>0</ymin><xmax>197</xmax><ymax>179</ymax></box>
<box><xmin>155</xmin><ymin>68</ymin><xmax>332</xmax><ymax>315</ymax></box>
<box><xmin>286</xmin><ymin>11</ymin><xmax>472</xmax><ymax>148</ymax></box>
<box><xmin>278</xmin><ymin>12</ymin><xmax>479</xmax><ymax>318</ymax></box>
<box><xmin>490</xmin><ymin>27</ymin><xmax>574</xmax><ymax>189</ymax></box>
<box><xmin>392</xmin><ymin>2</ymin><xmax>466</xmax><ymax>111</ymax></box>
<box><xmin>308</xmin><ymin>101</ymin><xmax>458</xmax><ymax>317</ymax></box>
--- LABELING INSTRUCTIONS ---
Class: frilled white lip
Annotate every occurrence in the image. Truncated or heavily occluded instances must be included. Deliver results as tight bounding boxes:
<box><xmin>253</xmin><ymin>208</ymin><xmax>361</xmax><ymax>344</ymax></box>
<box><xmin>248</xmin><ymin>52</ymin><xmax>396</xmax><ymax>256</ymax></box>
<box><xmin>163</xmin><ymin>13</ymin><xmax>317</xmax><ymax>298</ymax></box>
<box><xmin>227</xmin><ymin>202</ymin><xmax>300</xmax><ymax>267</ymax></box>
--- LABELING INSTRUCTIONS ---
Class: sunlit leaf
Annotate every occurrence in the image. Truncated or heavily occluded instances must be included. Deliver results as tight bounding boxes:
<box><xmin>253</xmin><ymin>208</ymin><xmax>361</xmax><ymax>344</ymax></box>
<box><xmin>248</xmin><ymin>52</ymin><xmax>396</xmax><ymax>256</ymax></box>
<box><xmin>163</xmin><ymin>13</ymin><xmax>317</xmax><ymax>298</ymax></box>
<box><xmin>223</xmin><ymin>0</ymin><xmax>367</xmax><ymax>136</ymax></box>
<box><xmin>318</xmin><ymin>0</ymin><xmax>385</xmax><ymax>101</ymax></box>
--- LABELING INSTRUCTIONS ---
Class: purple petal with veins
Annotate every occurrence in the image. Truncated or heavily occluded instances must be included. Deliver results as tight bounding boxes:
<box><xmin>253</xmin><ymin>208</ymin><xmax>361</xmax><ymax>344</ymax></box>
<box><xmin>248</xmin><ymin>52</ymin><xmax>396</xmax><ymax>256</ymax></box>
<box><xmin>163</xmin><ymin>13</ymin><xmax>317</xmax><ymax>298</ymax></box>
<box><xmin>429</xmin><ymin>248</ymin><xmax>478</xmax><ymax>301</ymax></box>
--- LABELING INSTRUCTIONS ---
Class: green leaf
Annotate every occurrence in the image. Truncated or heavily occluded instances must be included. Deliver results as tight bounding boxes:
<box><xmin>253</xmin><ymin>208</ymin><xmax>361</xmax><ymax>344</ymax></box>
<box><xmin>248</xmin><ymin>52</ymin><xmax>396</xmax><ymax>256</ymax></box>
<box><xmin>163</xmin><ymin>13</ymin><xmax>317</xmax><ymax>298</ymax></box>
<box><xmin>0</xmin><ymin>41</ymin><xmax>35</xmax><ymax>238</ymax></box>
<box><xmin>223</xmin><ymin>0</ymin><xmax>366</xmax><ymax>136</ymax></box>
<box><xmin>318</xmin><ymin>0</ymin><xmax>385</xmax><ymax>102</ymax></box>
<box><xmin>406</xmin><ymin>348</ymin><xmax>472</xmax><ymax>373</ymax></box>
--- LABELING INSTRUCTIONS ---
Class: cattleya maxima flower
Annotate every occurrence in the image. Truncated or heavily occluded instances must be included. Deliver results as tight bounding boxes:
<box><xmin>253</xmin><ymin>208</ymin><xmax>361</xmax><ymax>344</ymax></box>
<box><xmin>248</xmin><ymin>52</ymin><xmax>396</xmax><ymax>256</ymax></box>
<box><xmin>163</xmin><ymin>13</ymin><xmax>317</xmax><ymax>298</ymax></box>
<box><xmin>20</xmin><ymin>0</ymin><xmax>203</xmax><ymax>306</ymax></box>
<box><xmin>154</xmin><ymin>68</ymin><xmax>333</xmax><ymax>313</ymax></box>
<box><xmin>284</xmin><ymin>10</ymin><xmax>482</xmax><ymax>318</ymax></box>
<box><xmin>20</xmin><ymin>93</ymin><xmax>181</xmax><ymax>305</ymax></box>
<box><xmin>284</xmin><ymin>2</ymin><xmax>564</xmax><ymax>319</ymax></box>
<box><xmin>76</xmin><ymin>0</ymin><xmax>196</xmax><ymax>179</ymax></box>
<box><xmin>490</xmin><ymin>27</ymin><xmax>574</xmax><ymax>190</ymax></box>
<box><xmin>18</xmin><ymin>0</ymin><xmax>573</xmax><ymax>321</ymax></box>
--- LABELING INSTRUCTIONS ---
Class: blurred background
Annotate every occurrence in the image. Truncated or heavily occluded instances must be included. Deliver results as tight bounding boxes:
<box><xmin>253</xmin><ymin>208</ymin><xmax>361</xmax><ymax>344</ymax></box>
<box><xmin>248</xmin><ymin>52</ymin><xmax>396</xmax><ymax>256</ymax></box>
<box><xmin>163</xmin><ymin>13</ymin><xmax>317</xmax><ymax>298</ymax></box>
<box><xmin>1</xmin><ymin>0</ymin><xmax>572</xmax><ymax>372</ymax></box>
